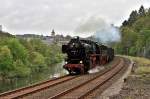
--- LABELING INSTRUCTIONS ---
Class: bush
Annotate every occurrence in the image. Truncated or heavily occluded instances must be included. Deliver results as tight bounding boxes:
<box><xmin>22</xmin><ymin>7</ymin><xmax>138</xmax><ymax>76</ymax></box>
<box><xmin>7</xmin><ymin>39</ymin><xmax>28</xmax><ymax>64</ymax></box>
<box><xmin>0</xmin><ymin>46</ymin><xmax>14</xmax><ymax>79</ymax></box>
<box><xmin>0</xmin><ymin>37</ymin><xmax>64</xmax><ymax>80</ymax></box>
<box><xmin>13</xmin><ymin>60</ymin><xmax>31</xmax><ymax>77</ymax></box>
<box><xmin>29</xmin><ymin>52</ymin><xmax>47</xmax><ymax>72</ymax></box>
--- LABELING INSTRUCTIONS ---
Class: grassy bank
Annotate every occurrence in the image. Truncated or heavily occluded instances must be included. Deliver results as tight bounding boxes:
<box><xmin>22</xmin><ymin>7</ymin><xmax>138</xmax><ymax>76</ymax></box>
<box><xmin>121</xmin><ymin>55</ymin><xmax>150</xmax><ymax>75</ymax></box>
<box><xmin>110</xmin><ymin>55</ymin><xmax>150</xmax><ymax>99</ymax></box>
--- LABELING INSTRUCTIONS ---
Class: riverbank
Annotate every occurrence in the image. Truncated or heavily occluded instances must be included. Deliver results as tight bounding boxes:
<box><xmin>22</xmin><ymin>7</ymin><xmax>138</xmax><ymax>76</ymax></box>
<box><xmin>0</xmin><ymin>62</ymin><xmax>67</xmax><ymax>93</ymax></box>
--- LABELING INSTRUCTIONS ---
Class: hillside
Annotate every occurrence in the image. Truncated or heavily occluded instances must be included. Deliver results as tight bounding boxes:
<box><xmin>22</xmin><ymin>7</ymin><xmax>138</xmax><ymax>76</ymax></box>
<box><xmin>115</xmin><ymin>5</ymin><xmax>150</xmax><ymax>58</ymax></box>
<box><xmin>0</xmin><ymin>31</ymin><xmax>13</xmax><ymax>37</ymax></box>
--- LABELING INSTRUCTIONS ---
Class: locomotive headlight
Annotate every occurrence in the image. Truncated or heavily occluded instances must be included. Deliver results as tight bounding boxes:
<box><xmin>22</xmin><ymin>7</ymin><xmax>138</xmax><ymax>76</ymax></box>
<box><xmin>80</xmin><ymin>60</ymin><xmax>83</xmax><ymax>64</ymax></box>
<box><xmin>65</xmin><ymin>61</ymin><xmax>68</xmax><ymax>64</ymax></box>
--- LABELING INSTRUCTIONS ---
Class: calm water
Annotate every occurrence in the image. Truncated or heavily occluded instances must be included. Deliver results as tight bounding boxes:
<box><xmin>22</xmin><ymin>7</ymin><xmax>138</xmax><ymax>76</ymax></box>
<box><xmin>0</xmin><ymin>61</ymin><xmax>68</xmax><ymax>93</ymax></box>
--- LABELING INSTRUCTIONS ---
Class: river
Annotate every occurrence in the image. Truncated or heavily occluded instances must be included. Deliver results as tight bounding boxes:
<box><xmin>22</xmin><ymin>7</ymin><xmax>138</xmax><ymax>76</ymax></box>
<box><xmin>0</xmin><ymin>61</ymin><xmax>68</xmax><ymax>93</ymax></box>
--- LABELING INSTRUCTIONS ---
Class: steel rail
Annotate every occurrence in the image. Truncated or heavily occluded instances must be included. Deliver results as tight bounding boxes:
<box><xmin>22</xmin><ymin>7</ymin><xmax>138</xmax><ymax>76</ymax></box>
<box><xmin>0</xmin><ymin>75</ymin><xmax>78</xmax><ymax>99</ymax></box>
<box><xmin>48</xmin><ymin>58</ymin><xmax>122</xmax><ymax>99</ymax></box>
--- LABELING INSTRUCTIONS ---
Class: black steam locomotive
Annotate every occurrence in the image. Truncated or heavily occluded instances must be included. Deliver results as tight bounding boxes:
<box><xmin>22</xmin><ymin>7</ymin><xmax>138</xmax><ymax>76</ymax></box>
<box><xmin>62</xmin><ymin>37</ymin><xmax>114</xmax><ymax>74</ymax></box>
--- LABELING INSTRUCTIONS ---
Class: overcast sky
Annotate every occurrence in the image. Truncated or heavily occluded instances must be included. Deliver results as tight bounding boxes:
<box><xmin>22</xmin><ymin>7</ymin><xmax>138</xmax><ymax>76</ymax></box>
<box><xmin>0</xmin><ymin>0</ymin><xmax>149</xmax><ymax>36</ymax></box>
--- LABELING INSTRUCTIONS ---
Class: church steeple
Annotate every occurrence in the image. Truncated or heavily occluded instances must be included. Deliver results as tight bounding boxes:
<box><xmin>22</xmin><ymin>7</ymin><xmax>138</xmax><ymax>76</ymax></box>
<box><xmin>51</xmin><ymin>29</ymin><xmax>55</xmax><ymax>36</ymax></box>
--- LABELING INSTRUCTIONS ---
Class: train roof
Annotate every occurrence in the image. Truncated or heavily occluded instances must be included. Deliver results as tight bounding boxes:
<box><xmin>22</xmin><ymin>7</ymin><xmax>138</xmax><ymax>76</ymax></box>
<box><xmin>71</xmin><ymin>36</ymin><xmax>109</xmax><ymax>47</ymax></box>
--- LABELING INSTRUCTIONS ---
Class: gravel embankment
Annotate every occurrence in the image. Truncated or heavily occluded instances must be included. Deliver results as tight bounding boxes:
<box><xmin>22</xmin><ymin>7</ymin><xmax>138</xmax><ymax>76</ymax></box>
<box><xmin>110</xmin><ymin>75</ymin><xmax>150</xmax><ymax>99</ymax></box>
<box><xmin>109</xmin><ymin>57</ymin><xmax>150</xmax><ymax>99</ymax></box>
<box><xmin>98</xmin><ymin>59</ymin><xmax>133</xmax><ymax>99</ymax></box>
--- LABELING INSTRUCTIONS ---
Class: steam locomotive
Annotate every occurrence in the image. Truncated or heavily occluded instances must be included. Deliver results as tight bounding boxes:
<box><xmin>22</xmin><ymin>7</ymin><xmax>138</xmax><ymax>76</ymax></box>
<box><xmin>62</xmin><ymin>36</ymin><xmax>114</xmax><ymax>74</ymax></box>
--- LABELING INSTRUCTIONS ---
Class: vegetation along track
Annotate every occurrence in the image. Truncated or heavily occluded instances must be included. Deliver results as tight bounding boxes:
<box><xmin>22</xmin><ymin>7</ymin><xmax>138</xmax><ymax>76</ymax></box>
<box><xmin>0</xmin><ymin>75</ymin><xmax>78</xmax><ymax>99</ymax></box>
<box><xmin>0</xmin><ymin>57</ymin><xmax>127</xmax><ymax>99</ymax></box>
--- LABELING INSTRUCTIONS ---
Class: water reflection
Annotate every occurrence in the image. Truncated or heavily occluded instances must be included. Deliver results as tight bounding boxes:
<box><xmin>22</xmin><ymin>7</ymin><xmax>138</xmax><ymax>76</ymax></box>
<box><xmin>0</xmin><ymin>61</ymin><xmax>68</xmax><ymax>93</ymax></box>
<box><xmin>49</xmin><ymin>61</ymin><xmax>68</xmax><ymax>78</ymax></box>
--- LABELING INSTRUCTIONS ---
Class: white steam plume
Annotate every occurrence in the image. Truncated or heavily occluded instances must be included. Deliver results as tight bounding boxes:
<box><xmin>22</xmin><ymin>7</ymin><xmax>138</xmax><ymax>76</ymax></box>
<box><xmin>74</xmin><ymin>16</ymin><xmax>121</xmax><ymax>43</ymax></box>
<box><xmin>95</xmin><ymin>24</ymin><xmax>120</xmax><ymax>43</ymax></box>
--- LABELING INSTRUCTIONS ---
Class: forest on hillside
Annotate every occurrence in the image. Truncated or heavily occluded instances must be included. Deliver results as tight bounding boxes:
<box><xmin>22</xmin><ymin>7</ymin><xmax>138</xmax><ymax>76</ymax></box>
<box><xmin>114</xmin><ymin>5</ymin><xmax>150</xmax><ymax>58</ymax></box>
<box><xmin>0</xmin><ymin>33</ymin><xmax>64</xmax><ymax>81</ymax></box>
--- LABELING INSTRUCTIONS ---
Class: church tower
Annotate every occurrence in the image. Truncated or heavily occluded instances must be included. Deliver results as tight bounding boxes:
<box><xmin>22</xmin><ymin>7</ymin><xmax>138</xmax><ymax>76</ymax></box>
<box><xmin>51</xmin><ymin>29</ymin><xmax>55</xmax><ymax>37</ymax></box>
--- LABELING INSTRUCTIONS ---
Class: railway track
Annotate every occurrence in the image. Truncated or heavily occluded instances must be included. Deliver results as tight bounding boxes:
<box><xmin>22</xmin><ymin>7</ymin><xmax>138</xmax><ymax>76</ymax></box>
<box><xmin>0</xmin><ymin>57</ymin><xmax>128</xmax><ymax>99</ymax></box>
<box><xmin>0</xmin><ymin>75</ymin><xmax>78</xmax><ymax>99</ymax></box>
<box><xmin>48</xmin><ymin>58</ymin><xmax>124</xmax><ymax>99</ymax></box>
<box><xmin>83</xmin><ymin>57</ymin><xmax>131</xmax><ymax>99</ymax></box>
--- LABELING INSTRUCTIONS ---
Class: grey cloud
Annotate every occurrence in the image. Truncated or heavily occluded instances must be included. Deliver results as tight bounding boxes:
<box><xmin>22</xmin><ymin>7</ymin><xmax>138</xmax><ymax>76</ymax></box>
<box><xmin>0</xmin><ymin>0</ymin><xmax>149</xmax><ymax>35</ymax></box>
<box><xmin>74</xmin><ymin>16</ymin><xmax>107</xmax><ymax>33</ymax></box>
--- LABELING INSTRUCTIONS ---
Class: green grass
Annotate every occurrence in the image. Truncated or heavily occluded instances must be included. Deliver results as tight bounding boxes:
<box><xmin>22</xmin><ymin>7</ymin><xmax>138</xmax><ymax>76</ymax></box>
<box><xmin>121</xmin><ymin>55</ymin><xmax>150</xmax><ymax>65</ymax></box>
<box><xmin>136</xmin><ymin>66</ymin><xmax>150</xmax><ymax>74</ymax></box>
<box><xmin>119</xmin><ymin>55</ymin><xmax>150</xmax><ymax>74</ymax></box>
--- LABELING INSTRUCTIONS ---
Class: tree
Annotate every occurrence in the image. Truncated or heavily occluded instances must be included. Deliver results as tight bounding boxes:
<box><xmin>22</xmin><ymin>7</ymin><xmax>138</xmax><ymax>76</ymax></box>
<box><xmin>148</xmin><ymin>8</ymin><xmax>150</xmax><ymax>15</ymax></box>
<box><xmin>129</xmin><ymin>46</ymin><xmax>137</xmax><ymax>56</ymax></box>
<box><xmin>7</xmin><ymin>39</ymin><xmax>28</xmax><ymax>64</ymax></box>
<box><xmin>132</xmin><ymin>16</ymin><xmax>150</xmax><ymax>32</ymax></box>
<box><xmin>128</xmin><ymin>10</ymin><xmax>138</xmax><ymax>25</ymax></box>
<box><xmin>19</xmin><ymin>38</ymin><xmax>34</xmax><ymax>52</ymax></box>
<box><xmin>138</xmin><ymin>5</ymin><xmax>145</xmax><ymax>16</ymax></box>
<box><xmin>29</xmin><ymin>39</ymin><xmax>49</xmax><ymax>56</ymax></box>
<box><xmin>122</xmin><ymin>20</ymin><xmax>128</xmax><ymax>26</ymax></box>
<box><xmin>0</xmin><ymin>46</ymin><xmax>14</xmax><ymax>80</ymax></box>
<box><xmin>13</xmin><ymin>59</ymin><xmax>31</xmax><ymax>77</ymax></box>
<box><xmin>121</xmin><ymin>27</ymin><xmax>138</xmax><ymax>47</ymax></box>
<box><xmin>29</xmin><ymin>52</ymin><xmax>47</xmax><ymax>72</ymax></box>
<box><xmin>115</xmin><ymin>5</ymin><xmax>150</xmax><ymax>58</ymax></box>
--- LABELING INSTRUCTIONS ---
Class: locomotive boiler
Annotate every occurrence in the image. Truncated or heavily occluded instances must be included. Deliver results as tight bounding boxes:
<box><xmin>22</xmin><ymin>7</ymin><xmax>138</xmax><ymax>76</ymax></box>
<box><xmin>62</xmin><ymin>36</ymin><xmax>114</xmax><ymax>74</ymax></box>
